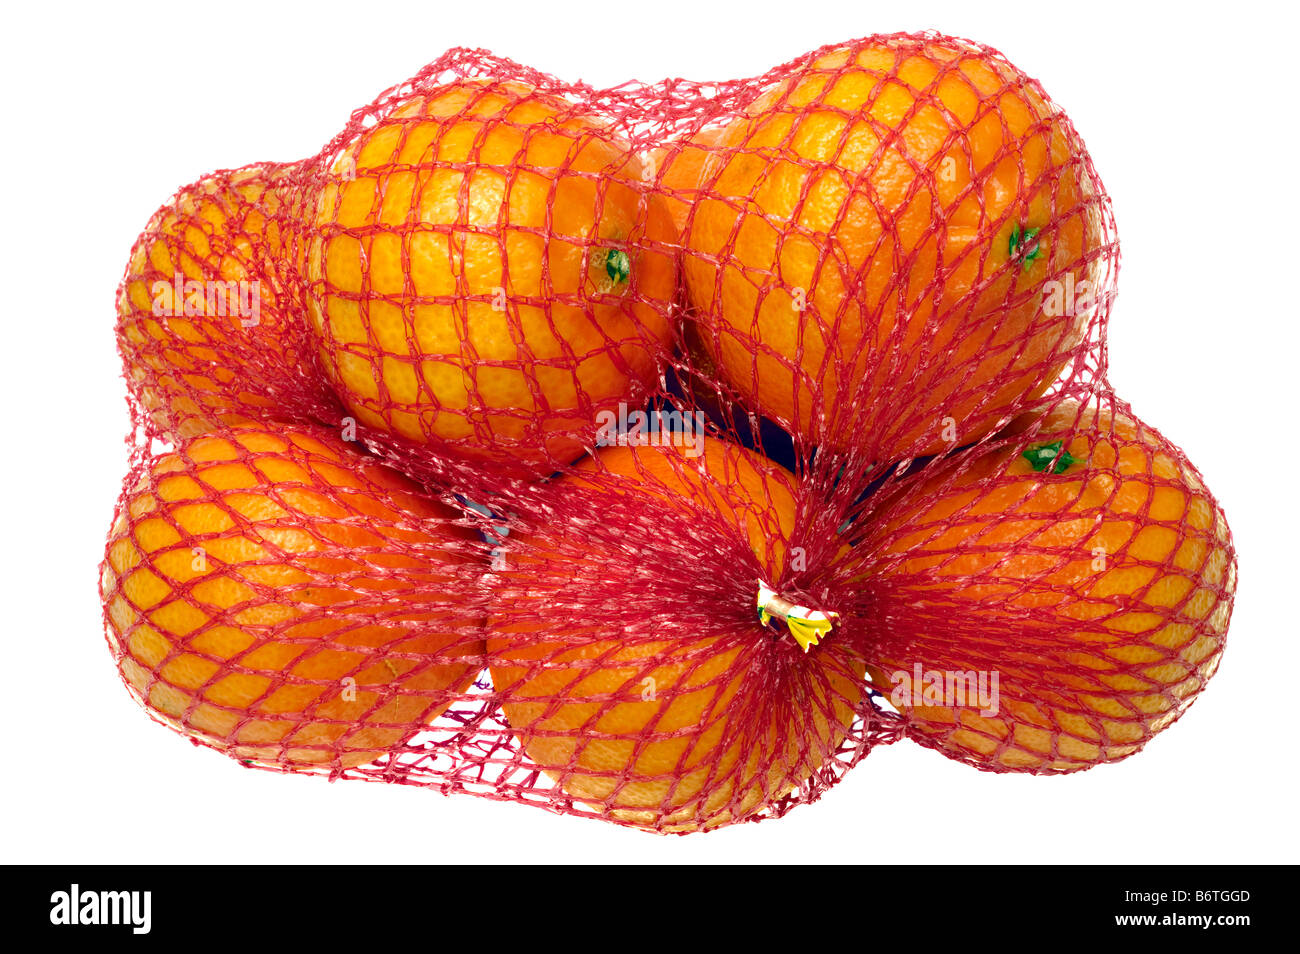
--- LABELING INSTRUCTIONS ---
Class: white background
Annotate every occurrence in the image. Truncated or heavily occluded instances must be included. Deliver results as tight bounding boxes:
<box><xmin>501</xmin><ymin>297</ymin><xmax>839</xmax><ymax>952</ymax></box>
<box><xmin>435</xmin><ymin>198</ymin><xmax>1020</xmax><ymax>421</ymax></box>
<box><xmin>2</xmin><ymin>0</ymin><xmax>1295</xmax><ymax>864</ymax></box>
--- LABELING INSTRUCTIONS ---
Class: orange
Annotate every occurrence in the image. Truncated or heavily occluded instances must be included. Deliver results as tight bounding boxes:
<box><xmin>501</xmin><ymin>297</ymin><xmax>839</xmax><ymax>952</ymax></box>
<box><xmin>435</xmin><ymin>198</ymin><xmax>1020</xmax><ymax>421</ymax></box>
<box><xmin>486</xmin><ymin>437</ymin><xmax>863</xmax><ymax>831</ymax></box>
<box><xmin>100</xmin><ymin>424</ymin><xmax>485</xmax><ymax>769</ymax></box>
<box><xmin>837</xmin><ymin>400</ymin><xmax>1234</xmax><ymax>772</ymax></box>
<box><xmin>304</xmin><ymin>80</ymin><xmax>679</xmax><ymax>477</ymax></box>
<box><xmin>116</xmin><ymin>164</ymin><xmax>320</xmax><ymax>441</ymax></box>
<box><xmin>649</xmin><ymin>126</ymin><xmax>728</xmax><ymax>237</ymax></box>
<box><xmin>682</xmin><ymin>36</ymin><xmax>1104</xmax><ymax>460</ymax></box>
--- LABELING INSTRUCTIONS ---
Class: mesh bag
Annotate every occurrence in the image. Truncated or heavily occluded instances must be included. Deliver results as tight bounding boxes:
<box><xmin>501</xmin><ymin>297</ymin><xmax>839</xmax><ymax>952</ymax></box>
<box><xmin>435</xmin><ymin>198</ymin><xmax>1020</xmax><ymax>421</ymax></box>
<box><xmin>102</xmin><ymin>31</ymin><xmax>1235</xmax><ymax>833</ymax></box>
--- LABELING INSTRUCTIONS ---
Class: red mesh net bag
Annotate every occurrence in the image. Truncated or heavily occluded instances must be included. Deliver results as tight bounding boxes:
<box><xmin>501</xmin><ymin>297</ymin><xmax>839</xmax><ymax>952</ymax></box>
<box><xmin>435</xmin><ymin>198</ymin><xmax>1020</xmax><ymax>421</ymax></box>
<box><xmin>102</xmin><ymin>31</ymin><xmax>1235</xmax><ymax>833</ymax></box>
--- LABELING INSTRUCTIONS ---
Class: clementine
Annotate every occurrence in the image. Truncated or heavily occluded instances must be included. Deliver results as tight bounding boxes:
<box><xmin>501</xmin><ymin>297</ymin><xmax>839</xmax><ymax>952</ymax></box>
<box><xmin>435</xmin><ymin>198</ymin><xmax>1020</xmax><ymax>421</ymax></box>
<box><xmin>649</xmin><ymin>126</ymin><xmax>728</xmax><ymax>237</ymax></box>
<box><xmin>116</xmin><ymin>164</ymin><xmax>320</xmax><ymax>441</ymax></box>
<box><xmin>304</xmin><ymin>80</ymin><xmax>679</xmax><ymax>476</ymax></box>
<box><xmin>682</xmin><ymin>35</ymin><xmax>1104</xmax><ymax>461</ymax></box>
<box><xmin>101</xmin><ymin>424</ymin><xmax>485</xmax><ymax>769</ymax></box>
<box><xmin>486</xmin><ymin>437</ymin><xmax>863</xmax><ymax>831</ymax></box>
<box><xmin>838</xmin><ymin>400</ymin><xmax>1234</xmax><ymax>771</ymax></box>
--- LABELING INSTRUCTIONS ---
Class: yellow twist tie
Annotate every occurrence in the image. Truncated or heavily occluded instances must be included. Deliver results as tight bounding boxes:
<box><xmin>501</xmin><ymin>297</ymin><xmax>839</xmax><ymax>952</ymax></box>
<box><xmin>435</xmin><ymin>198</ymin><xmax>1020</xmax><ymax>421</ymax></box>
<box><xmin>756</xmin><ymin>582</ymin><xmax>839</xmax><ymax>653</ymax></box>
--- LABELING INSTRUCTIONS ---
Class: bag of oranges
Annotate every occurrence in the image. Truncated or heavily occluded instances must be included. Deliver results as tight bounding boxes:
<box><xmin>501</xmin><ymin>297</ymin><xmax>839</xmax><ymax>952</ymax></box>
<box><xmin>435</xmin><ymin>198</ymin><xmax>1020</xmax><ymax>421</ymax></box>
<box><xmin>101</xmin><ymin>32</ymin><xmax>1235</xmax><ymax>833</ymax></box>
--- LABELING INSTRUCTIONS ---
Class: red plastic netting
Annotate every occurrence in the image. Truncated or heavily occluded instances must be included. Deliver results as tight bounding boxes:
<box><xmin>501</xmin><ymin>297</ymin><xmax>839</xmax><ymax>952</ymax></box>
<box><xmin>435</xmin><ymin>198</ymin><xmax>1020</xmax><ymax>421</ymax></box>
<box><xmin>102</xmin><ymin>31</ymin><xmax>1235</xmax><ymax>833</ymax></box>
